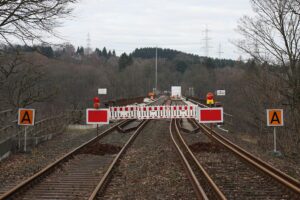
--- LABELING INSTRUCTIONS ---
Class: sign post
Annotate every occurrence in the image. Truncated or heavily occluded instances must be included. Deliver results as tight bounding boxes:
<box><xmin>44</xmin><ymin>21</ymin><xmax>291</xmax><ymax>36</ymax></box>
<box><xmin>93</xmin><ymin>97</ymin><xmax>100</xmax><ymax>135</ymax></box>
<box><xmin>267</xmin><ymin>109</ymin><xmax>284</xmax><ymax>153</ymax></box>
<box><xmin>18</xmin><ymin>109</ymin><xmax>35</xmax><ymax>152</ymax></box>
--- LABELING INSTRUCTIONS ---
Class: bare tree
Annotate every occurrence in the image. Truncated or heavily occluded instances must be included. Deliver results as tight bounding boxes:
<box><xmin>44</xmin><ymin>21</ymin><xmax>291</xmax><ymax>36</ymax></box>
<box><xmin>290</xmin><ymin>0</ymin><xmax>300</xmax><ymax>15</ymax></box>
<box><xmin>236</xmin><ymin>0</ymin><xmax>300</xmax><ymax>132</ymax></box>
<box><xmin>0</xmin><ymin>53</ymin><xmax>55</xmax><ymax>109</ymax></box>
<box><xmin>0</xmin><ymin>0</ymin><xmax>76</xmax><ymax>45</ymax></box>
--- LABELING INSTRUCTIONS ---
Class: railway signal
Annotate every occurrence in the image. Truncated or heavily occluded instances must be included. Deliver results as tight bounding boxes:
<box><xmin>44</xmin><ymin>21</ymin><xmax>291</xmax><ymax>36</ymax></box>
<box><xmin>267</xmin><ymin>109</ymin><xmax>284</xmax><ymax>153</ymax></box>
<box><xmin>206</xmin><ymin>92</ymin><xmax>214</xmax><ymax>105</ymax></box>
<box><xmin>89</xmin><ymin>97</ymin><xmax>105</xmax><ymax>135</ymax></box>
<box><xmin>93</xmin><ymin>97</ymin><xmax>100</xmax><ymax>109</ymax></box>
<box><xmin>18</xmin><ymin>108</ymin><xmax>35</xmax><ymax>152</ymax></box>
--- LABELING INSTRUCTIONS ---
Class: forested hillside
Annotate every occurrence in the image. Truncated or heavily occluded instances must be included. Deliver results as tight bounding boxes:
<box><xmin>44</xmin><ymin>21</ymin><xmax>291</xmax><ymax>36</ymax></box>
<box><xmin>0</xmin><ymin>41</ymin><xmax>299</xmax><ymax>155</ymax></box>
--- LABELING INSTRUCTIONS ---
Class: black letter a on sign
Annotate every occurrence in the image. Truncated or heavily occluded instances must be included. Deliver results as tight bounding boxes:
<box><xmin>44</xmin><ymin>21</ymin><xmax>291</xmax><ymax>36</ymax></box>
<box><xmin>271</xmin><ymin>112</ymin><xmax>280</xmax><ymax>124</ymax></box>
<box><xmin>21</xmin><ymin>112</ymin><xmax>31</xmax><ymax>124</ymax></box>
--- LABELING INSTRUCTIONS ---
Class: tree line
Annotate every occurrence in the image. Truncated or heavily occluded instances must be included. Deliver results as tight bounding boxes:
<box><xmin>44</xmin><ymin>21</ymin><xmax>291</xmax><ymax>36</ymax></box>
<box><xmin>0</xmin><ymin>0</ymin><xmax>299</xmax><ymax>156</ymax></box>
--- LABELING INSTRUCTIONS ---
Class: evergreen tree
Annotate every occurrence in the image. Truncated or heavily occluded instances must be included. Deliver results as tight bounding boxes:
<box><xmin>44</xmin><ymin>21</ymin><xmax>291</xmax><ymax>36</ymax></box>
<box><xmin>175</xmin><ymin>60</ymin><xmax>188</xmax><ymax>73</ymax></box>
<box><xmin>108</xmin><ymin>50</ymin><xmax>112</xmax><ymax>58</ymax></box>
<box><xmin>95</xmin><ymin>48</ymin><xmax>102</xmax><ymax>57</ymax></box>
<box><xmin>118</xmin><ymin>53</ymin><xmax>133</xmax><ymax>70</ymax></box>
<box><xmin>76</xmin><ymin>46</ymin><xmax>84</xmax><ymax>56</ymax></box>
<box><xmin>112</xmin><ymin>50</ymin><xmax>116</xmax><ymax>57</ymax></box>
<box><xmin>102</xmin><ymin>47</ymin><xmax>108</xmax><ymax>57</ymax></box>
<box><xmin>37</xmin><ymin>46</ymin><xmax>54</xmax><ymax>58</ymax></box>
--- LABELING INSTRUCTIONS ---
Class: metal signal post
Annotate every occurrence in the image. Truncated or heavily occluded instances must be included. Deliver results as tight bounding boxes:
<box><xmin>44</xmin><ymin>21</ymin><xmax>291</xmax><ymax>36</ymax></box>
<box><xmin>93</xmin><ymin>97</ymin><xmax>100</xmax><ymax>135</ymax></box>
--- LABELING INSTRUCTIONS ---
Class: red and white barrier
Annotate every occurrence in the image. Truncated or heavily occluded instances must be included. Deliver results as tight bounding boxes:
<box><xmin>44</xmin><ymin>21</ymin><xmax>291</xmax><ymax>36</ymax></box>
<box><xmin>110</xmin><ymin>105</ymin><xmax>197</xmax><ymax>120</ymax></box>
<box><xmin>110</xmin><ymin>106</ymin><xmax>138</xmax><ymax>120</ymax></box>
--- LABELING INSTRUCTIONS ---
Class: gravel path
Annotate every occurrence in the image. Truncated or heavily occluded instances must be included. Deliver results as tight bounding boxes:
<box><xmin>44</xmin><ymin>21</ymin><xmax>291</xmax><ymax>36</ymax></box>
<box><xmin>98</xmin><ymin>120</ymin><xmax>196</xmax><ymax>200</ymax></box>
<box><xmin>0</xmin><ymin>124</ymin><xmax>112</xmax><ymax>195</ymax></box>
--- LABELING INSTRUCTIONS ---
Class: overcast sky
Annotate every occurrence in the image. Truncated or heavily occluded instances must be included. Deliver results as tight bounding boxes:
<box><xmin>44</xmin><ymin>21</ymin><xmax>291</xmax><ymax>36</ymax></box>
<box><xmin>55</xmin><ymin>0</ymin><xmax>253</xmax><ymax>59</ymax></box>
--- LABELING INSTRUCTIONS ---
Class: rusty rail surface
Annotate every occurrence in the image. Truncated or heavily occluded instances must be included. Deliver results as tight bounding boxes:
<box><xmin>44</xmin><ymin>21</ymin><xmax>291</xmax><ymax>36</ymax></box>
<box><xmin>194</xmin><ymin>120</ymin><xmax>300</xmax><ymax>196</ymax></box>
<box><xmin>170</xmin><ymin>118</ymin><xmax>227</xmax><ymax>200</ymax></box>
<box><xmin>0</xmin><ymin>120</ymin><xmax>129</xmax><ymax>200</ymax></box>
<box><xmin>0</xmin><ymin>97</ymin><xmax>168</xmax><ymax>199</ymax></box>
<box><xmin>90</xmin><ymin>96</ymin><xmax>170</xmax><ymax>199</ymax></box>
<box><xmin>88</xmin><ymin>120</ymin><xmax>149</xmax><ymax>199</ymax></box>
<box><xmin>186</xmin><ymin>97</ymin><xmax>299</xmax><ymax>196</ymax></box>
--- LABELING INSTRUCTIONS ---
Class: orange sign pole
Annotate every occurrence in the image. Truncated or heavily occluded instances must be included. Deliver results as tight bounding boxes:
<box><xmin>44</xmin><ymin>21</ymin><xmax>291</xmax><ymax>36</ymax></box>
<box><xmin>266</xmin><ymin>109</ymin><xmax>283</xmax><ymax>153</ymax></box>
<box><xmin>18</xmin><ymin>109</ymin><xmax>35</xmax><ymax>152</ymax></box>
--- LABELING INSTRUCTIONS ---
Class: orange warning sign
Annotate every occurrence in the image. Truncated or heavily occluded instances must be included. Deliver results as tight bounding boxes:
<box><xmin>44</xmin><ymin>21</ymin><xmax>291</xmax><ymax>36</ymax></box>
<box><xmin>18</xmin><ymin>109</ymin><xmax>35</xmax><ymax>126</ymax></box>
<box><xmin>267</xmin><ymin>109</ymin><xmax>283</xmax><ymax>126</ymax></box>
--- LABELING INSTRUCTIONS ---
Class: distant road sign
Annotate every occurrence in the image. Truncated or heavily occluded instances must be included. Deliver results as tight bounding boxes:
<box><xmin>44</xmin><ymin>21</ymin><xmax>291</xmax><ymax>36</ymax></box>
<box><xmin>86</xmin><ymin>109</ymin><xmax>110</xmax><ymax>124</ymax></box>
<box><xmin>18</xmin><ymin>109</ymin><xmax>35</xmax><ymax>126</ymax></box>
<box><xmin>267</xmin><ymin>109</ymin><xmax>283</xmax><ymax>126</ymax></box>
<box><xmin>98</xmin><ymin>88</ymin><xmax>107</xmax><ymax>95</ymax></box>
<box><xmin>199</xmin><ymin>107</ymin><xmax>223</xmax><ymax>123</ymax></box>
<box><xmin>216</xmin><ymin>90</ymin><xmax>226</xmax><ymax>96</ymax></box>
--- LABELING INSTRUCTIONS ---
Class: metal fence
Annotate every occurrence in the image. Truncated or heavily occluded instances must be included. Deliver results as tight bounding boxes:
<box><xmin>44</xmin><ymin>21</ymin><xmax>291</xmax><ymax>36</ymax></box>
<box><xmin>0</xmin><ymin>110</ymin><xmax>82</xmax><ymax>160</ymax></box>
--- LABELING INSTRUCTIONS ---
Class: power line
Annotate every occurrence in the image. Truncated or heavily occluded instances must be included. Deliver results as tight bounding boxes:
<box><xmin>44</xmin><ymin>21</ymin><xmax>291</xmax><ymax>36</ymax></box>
<box><xmin>203</xmin><ymin>25</ymin><xmax>212</xmax><ymax>57</ymax></box>
<box><xmin>86</xmin><ymin>32</ymin><xmax>91</xmax><ymax>55</ymax></box>
<box><xmin>217</xmin><ymin>43</ymin><xmax>224</xmax><ymax>58</ymax></box>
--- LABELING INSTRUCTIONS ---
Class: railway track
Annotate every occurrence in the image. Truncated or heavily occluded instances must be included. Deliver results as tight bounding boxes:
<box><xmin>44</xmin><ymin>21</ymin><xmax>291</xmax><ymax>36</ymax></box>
<box><xmin>0</xmin><ymin>97</ymin><xmax>168</xmax><ymax>200</ymax></box>
<box><xmin>192</xmin><ymin>119</ymin><xmax>300</xmax><ymax>198</ymax></box>
<box><xmin>173</xmin><ymin>98</ymin><xmax>299</xmax><ymax>199</ymax></box>
<box><xmin>169</xmin><ymin>100</ymin><xmax>225</xmax><ymax>199</ymax></box>
<box><xmin>170</xmin><ymin>99</ymin><xmax>299</xmax><ymax>199</ymax></box>
<box><xmin>188</xmin><ymin>98</ymin><xmax>299</xmax><ymax>194</ymax></box>
<box><xmin>1</xmin><ymin>97</ymin><xmax>299</xmax><ymax>199</ymax></box>
<box><xmin>0</xmin><ymin>118</ymin><xmax>147</xmax><ymax>200</ymax></box>
<box><xmin>170</xmin><ymin>118</ymin><xmax>226</xmax><ymax>200</ymax></box>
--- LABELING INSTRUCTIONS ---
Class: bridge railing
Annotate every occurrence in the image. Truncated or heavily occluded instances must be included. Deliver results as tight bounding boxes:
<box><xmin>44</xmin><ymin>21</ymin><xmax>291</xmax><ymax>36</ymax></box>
<box><xmin>0</xmin><ymin>110</ymin><xmax>83</xmax><ymax>159</ymax></box>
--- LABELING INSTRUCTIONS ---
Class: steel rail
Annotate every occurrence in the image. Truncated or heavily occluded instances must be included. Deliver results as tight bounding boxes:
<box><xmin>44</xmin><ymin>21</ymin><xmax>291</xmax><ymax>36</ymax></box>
<box><xmin>187</xmin><ymin>97</ymin><xmax>299</xmax><ymax>194</ymax></box>
<box><xmin>170</xmin><ymin>119</ymin><xmax>208</xmax><ymax>200</ymax></box>
<box><xmin>88</xmin><ymin>119</ymin><xmax>149</xmax><ymax>199</ymax></box>
<box><xmin>89</xmin><ymin>97</ymin><xmax>169</xmax><ymax>199</ymax></box>
<box><xmin>194</xmin><ymin>120</ymin><xmax>300</xmax><ymax>196</ymax></box>
<box><xmin>174</xmin><ymin>119</ymin><xmax>227</xmax><ymax>200</ymax></box>
<box><xmin>0</xmin><ymin>120</ymin><xmax>129</xmax><ymax>200</ymax></box>
<box><xmin>174</xmin><ymin>119</ymin><xmax>227</xmax><ymax>199</ymax></box>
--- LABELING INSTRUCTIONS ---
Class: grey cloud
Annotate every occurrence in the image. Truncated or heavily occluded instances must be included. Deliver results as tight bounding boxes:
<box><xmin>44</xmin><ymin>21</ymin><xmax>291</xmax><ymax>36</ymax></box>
<box><xmin>54</xmin><ymin>0</ymin><xmax>253</xmax><ymax>59</ymax></box>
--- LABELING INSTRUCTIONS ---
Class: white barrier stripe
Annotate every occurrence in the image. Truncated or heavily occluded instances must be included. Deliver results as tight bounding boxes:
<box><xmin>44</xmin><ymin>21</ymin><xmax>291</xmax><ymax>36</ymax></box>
<box><xmin>109</xmin><ymin>105</ymin><xmax>198</xmax><ymax>120</ymax></box>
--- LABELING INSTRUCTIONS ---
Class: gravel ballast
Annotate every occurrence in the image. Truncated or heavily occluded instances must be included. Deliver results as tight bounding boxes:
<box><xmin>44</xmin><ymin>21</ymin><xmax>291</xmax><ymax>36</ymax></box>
<box><xmin>98</xmin><ymin>120</ymin><xmax>197</xmax><ymax>200</ymax></box>
<box><xmin>0</xmin><ymin>124</ymin><xmax>112</xmax><ymax>195</ymax></box>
